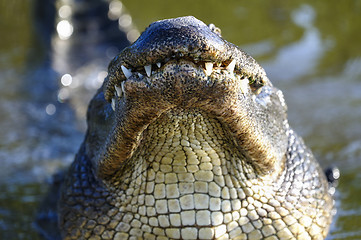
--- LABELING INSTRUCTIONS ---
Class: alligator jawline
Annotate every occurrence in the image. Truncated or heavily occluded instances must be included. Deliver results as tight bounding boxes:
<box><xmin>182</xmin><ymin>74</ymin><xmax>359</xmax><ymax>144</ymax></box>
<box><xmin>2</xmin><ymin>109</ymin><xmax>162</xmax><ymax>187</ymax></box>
<box><xmin>104</xmin><ymin>56</ymin><xmax>257</xmax><ymax>107</ymax></box>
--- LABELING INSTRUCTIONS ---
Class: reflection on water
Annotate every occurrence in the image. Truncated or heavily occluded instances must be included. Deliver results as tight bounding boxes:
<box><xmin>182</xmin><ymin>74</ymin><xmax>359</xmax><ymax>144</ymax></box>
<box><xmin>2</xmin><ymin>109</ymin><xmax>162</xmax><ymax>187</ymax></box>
<box><xmin>60</xmin><ymin>73</ymin><xmax>72</xmax><ymax>86</ymax></box>
<box><xmin>56</xmin><ymin>20</ymin><xmax>73</xmax><ymax>40</ymax></box>
<box><xmin>45</xmin><ymin>104</ymin><xmax>56</xmax><ymax>116</ymax></box>
<box><xmin>263</xmin><ymin>4</ymin><xmax>327</xmax><ymax>82</ymax></box>
<box><xmin>0</xmin><ymin>0</ymin><xmax>360</xmax><ymax>239</ymax></box>
<box><xmin>51</xmin><ymin>0</ymin><xmax>139</xmax><ymax>121</ymax></box>
<box><xmin>0</xmin><ymin>184</ymin><xmax>46</xmax><ymax>240</ymax></box>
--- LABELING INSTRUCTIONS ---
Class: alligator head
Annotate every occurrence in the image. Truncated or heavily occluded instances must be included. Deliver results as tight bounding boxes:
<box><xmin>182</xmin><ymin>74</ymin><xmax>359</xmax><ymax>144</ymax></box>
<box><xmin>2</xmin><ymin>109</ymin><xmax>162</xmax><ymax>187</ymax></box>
<box><xmin>87</xmin><ymin>16</ymin><xmax>289</xmax><ymax>181</ymax></box>
<box><xmin>61</xmin><ymin>16</ymin><xmax>333</xmax><ymax>239</ymax></box>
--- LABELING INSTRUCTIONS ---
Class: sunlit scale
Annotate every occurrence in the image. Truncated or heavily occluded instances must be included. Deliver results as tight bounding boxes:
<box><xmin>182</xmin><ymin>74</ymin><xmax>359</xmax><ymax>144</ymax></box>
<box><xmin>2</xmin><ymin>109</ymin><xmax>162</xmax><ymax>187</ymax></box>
<box><xmin>68</xmin><ymin>109</ymin><xmax>317</xmax><ymax>239</ymax></box>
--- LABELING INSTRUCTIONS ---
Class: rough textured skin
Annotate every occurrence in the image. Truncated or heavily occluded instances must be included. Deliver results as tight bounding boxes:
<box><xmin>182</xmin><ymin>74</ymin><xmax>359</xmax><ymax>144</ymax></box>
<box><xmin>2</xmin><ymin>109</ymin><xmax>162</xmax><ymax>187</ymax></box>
<box><xmin>59</xmin><ymin>16</ymin><xmax>334</xmax><ymax>239</ymax></box>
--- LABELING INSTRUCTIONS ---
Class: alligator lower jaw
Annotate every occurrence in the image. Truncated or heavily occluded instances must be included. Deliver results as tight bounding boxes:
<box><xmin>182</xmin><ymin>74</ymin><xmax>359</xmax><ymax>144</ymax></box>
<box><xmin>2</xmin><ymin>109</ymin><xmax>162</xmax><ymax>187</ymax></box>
<box><xmin>93</xmin><ymin>60</ymin><xmax>286</xmax><ymax>181</ymax></box>
<box><xmin>97</xmin><ymin>60</ymin><xmax>246</xmax><ymax>180</ymax></box>
<box><xmin>111</xmin><ymin>108</ymin><xmax>259</xmax><ymax>184</ymax></box>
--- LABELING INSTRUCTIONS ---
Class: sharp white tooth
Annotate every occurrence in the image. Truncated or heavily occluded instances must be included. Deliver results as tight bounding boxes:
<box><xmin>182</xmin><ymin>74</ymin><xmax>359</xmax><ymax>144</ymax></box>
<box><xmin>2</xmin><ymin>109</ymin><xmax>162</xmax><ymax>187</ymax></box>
<box><xmin>226</xmin><ymin>59</ymin><xmax>236</xmax><ymax>74</ymax></box>
<box><xmin>115</xmin><ymin>85</ymin><xmax>123</xmax><ymax>97</ymax></box>
<box><xmin>240</xmin><ymin>78</ymin><xmax>249</xmax><ymax>94</ymax></box>
<box><xmin>121</xmin><ymin>81</ymin><xmax>126</xmax><ymax>97</ymax></box>
<box><xmin>156</xmin><ymin>62</ymin><xmax>161</xmax><ymax>68</ymax></box>
<box><xmin>144</xmin><ymin>65</ymin><xmax>152</xmax><ymax>77</ymax></box>
<box><xmin>111</xmin><ymin>98</ymin><xmax>116</xmax><ymax>111</ymax></box>
<box><xmin>138</xmin><ymin>73</ymin><xmax>143</xmax><ymax>78</ymax></box>
<box><xmin>121</xmin><ymin>65</ymin><xmax>132</xmax><ymax>78</ymax></box>
<box><xmin>204</xmin><ymin>62</ymin><xmax>213</xmax><ymax>76</ymax></box>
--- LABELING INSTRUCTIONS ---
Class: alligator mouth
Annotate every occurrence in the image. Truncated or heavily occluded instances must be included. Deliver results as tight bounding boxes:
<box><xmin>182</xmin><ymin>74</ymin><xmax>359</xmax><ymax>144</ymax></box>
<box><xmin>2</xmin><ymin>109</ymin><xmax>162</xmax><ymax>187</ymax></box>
<box><xmin>105</xmin><ymin>57</ymin><xmax>258</xmax><ymax>110</ymax></box>
<box><xmin>95</xmin><ymin>16</ymin><xmax>288</xmax><ymax>180</ymax></box>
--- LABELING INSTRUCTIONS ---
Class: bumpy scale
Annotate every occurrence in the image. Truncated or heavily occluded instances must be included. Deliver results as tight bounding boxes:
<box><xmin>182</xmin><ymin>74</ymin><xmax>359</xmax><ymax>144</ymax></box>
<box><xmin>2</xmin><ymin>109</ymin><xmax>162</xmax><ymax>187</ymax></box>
<box><xmin>59</xmin><ymin>16</ymin><xmax>334</xmax><ymax>240</ymax></box>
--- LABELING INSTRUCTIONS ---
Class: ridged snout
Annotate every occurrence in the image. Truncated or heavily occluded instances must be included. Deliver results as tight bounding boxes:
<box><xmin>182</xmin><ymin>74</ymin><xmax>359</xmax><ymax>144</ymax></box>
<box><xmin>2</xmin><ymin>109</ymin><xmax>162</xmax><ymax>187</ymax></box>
<box><xmin>119</xmin><ymin>16</ymin><xmax>231</xmax><ymax>67</ymax></box>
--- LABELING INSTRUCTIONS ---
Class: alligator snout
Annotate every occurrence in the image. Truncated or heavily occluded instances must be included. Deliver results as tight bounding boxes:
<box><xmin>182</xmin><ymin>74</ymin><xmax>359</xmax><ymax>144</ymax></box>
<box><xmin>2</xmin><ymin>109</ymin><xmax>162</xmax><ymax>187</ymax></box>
<box><xmin>111</xmin><ymin>16</ymin><xmax>230</xmax><ymax>68</ymax></box>
<box><xmin>104</xmin><ymin>16</ymin><xmax>267</xmax><ymax>104</ymax></box>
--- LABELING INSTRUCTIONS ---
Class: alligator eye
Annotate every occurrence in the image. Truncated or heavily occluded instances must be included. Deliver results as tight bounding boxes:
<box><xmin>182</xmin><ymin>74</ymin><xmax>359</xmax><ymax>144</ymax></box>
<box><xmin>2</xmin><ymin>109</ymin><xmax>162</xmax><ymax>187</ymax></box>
<box><xmin>249</xmin><ymin>77</ymin><xmax>264</xmax><ymax>93</ymax></box>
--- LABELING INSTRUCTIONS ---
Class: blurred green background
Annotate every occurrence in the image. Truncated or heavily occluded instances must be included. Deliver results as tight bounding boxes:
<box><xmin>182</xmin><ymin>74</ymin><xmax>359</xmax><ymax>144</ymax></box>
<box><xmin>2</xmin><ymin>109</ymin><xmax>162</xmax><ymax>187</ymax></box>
<box><xmin>0</xmin><ymin>0</ymin><xmax>360</xmax><ymax>239</ymax></box>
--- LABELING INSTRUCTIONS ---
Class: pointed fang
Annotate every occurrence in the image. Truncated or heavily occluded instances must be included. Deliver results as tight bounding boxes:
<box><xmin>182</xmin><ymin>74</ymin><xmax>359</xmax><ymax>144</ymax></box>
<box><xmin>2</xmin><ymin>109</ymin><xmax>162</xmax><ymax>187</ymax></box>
<box><xmin>240</xmin><ymin>78</ymin><xmax>249</xmax><ymax>94</ymax></box>
<box><xmin>115</xmin><ymin>85</ymin><xmax>122</xmax><ymax>97</ymax></box>
<box><xmin>226</xmin><ymin>59</ymin><xmax>236</xmax><ymax>74</ymax></box>
<box><xmin>111</xmin><ymin>98</ymin><xmax>116</xmax><ymax>111</ymax></box>
<box><xmin>121</xmin><ymin>65</ymin><xmax>132</xmax><ymax>78</ymax></box>
<box><xmin>156</xmin><ymin>62</ymin><xmax>161</xmax><ymax>68</ymax></box>
<box><xmin>121</xmin><ymin>81</ymin><xmax>125</xmax><ymax>93</ymax></box>
<box><xmin>144</xmin><ymin>65</ymin><xmax>152</xmax><ymax>77</ymax></box>
<box><xmin>204</xmin><ymin>62</ymin><xmax>213</xmax><ymax>76</ymax></box>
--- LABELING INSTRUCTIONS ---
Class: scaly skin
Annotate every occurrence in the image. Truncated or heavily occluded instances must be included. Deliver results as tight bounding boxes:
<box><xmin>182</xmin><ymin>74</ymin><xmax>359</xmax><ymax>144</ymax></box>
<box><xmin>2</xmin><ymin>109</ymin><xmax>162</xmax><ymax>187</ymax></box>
<box><xmin>59</xmin><ymin>16</ymin><xmax>333</xmax><ymax>239</ymax></box>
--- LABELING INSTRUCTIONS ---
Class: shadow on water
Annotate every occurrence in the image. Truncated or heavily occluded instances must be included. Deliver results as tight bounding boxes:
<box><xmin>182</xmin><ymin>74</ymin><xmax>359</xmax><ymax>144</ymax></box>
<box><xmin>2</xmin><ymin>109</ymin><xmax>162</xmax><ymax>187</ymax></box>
<box><xmin>0</xmin><ymin>0</ymin><xmax>360</xmax><ymax>239</ymax></box>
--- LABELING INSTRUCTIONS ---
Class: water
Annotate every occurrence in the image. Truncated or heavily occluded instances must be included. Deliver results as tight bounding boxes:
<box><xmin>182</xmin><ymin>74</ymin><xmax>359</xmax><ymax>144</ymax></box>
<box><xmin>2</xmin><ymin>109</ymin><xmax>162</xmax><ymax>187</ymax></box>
<box><xmin>0</xmin><ymin>0</ymin><xmax>360</xmax><ymax>239</ymax></box>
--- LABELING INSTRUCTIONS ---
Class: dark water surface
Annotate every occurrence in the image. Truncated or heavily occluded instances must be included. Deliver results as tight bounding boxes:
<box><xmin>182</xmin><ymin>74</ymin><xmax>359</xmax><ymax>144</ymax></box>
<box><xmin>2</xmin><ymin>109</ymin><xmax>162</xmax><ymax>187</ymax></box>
<box><xmin>0</xmin><ymin>0</ymin><xmax>360</xmax><ymax>239</ymax></box>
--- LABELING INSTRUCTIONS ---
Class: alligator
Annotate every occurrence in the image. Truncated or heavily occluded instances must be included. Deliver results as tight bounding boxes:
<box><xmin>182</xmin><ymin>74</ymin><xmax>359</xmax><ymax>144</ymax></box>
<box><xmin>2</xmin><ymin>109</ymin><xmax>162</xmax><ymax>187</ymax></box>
<box><xmin>56</xmin><ymin>16</ymin><xmax>334</xmax><ymax>239</ymax></box>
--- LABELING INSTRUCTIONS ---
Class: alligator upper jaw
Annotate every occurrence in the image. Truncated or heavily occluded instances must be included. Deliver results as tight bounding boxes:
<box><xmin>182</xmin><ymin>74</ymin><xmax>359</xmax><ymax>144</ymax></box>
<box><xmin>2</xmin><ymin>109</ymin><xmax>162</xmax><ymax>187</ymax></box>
<box><xmin>93</xmin><ymin>16</ymin><xmax>288</xmax><ymax>180</ymax></box>
<box><xmin>103</xmin><ymin>16</ymin><xmax>267</xmax><ymax>103</ymax></box>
